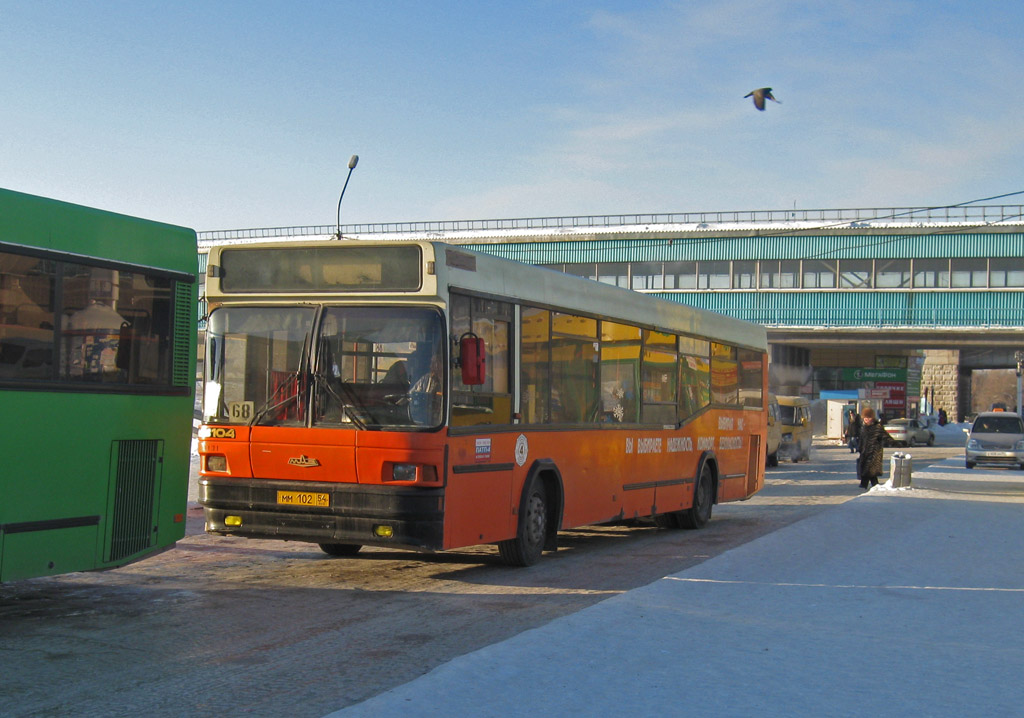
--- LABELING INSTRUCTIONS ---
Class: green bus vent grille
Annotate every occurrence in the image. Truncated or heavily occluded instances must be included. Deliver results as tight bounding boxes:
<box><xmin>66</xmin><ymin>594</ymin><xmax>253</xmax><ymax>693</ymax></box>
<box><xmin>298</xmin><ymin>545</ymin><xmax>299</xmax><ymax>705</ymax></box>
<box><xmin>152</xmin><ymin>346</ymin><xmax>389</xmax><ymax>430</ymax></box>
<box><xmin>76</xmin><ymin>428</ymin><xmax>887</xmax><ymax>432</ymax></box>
<box><xmin>172</xmin><ymin>281</ymin><xmax>194</xmax><ymax>386</ymax></box>
<box><xmin>107</xmin><ymin>439</ymin><xmax>161</xmax><ymax>562</ymax></box>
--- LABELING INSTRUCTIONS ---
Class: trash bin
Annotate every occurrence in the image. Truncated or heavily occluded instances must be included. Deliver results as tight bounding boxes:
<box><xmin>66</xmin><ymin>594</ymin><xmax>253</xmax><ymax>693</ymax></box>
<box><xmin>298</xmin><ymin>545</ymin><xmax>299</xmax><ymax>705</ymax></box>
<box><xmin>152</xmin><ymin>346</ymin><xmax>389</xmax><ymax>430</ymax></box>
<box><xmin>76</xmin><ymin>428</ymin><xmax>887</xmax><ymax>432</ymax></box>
<box><xmin>888</xmin><ymin>452</ymin><xmax>913</xmax><ymax>488</ymax></box>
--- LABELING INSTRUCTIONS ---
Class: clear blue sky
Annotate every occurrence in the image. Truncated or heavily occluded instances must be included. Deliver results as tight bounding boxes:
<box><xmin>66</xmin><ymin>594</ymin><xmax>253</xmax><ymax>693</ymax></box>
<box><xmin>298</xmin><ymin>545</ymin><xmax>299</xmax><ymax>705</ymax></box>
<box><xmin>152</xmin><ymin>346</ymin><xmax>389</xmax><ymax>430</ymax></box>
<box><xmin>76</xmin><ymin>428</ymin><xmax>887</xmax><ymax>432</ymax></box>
<box><xmin>3</xmin><ymin>1</ymin><xmax>1024</xmax><ymax>231</ymax></box>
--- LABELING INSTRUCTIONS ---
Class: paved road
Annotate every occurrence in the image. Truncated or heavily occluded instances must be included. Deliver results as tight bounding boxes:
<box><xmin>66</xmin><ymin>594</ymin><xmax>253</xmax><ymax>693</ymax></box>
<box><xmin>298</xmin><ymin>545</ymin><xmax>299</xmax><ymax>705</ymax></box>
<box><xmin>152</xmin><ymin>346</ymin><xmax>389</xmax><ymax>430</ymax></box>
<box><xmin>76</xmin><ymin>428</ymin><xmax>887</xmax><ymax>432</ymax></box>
<box><xmin>0</xmin><ymin>440</ymin><xmax>962</xmax><ymax>717</ymax></box>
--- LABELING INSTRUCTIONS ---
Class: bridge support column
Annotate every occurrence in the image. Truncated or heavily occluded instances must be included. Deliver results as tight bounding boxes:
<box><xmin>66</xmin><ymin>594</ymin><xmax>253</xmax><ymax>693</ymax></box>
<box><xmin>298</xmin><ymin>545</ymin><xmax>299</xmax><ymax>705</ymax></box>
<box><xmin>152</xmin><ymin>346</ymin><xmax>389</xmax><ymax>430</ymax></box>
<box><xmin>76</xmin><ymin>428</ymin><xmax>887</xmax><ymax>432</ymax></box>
<box><xmin>921</xmin><ymin>349</ymin><xmax>961</xmax><ymax>421</ymax></box>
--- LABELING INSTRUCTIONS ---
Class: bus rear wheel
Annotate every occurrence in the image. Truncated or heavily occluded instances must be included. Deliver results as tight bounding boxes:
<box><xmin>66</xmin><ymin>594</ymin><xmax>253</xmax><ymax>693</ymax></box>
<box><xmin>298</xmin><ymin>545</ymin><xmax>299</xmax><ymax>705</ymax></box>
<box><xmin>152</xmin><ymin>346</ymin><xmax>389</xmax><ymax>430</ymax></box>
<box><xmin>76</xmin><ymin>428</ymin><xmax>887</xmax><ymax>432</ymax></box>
<box><xmin>498</xmin><ymin>481</ymin><xmax>547</xmax><ymax>567</ymax></box>
<box><xmin>319</xmin><ymin>543</ymin><xmax>362</xmax><ymax>557</ymax></box>
<box><xmin>678</xmin><ymin>465</ymin><xmax>713</xmax><ymax>530</ymax></box>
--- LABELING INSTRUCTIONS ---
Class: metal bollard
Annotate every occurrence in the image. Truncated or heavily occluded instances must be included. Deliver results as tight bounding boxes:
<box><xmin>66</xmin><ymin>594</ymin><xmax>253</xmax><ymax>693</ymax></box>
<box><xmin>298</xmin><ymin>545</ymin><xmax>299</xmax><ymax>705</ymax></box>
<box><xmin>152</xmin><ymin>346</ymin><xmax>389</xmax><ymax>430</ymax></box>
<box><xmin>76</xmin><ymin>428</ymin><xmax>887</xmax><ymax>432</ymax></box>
<box><xmin>888</xmin><ymin>452</ymin><xmax>913</xmax><ymax>488</ymax></box>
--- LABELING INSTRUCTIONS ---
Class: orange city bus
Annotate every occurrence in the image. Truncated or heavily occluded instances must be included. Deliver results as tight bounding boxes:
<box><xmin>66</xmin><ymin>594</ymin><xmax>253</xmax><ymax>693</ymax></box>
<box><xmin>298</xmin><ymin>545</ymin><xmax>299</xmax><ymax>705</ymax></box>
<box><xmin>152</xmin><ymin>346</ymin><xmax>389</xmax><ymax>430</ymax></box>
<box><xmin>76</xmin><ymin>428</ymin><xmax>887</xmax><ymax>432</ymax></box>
<box><xmin>198</xmin><ymin>240</ymin><xmax>768</xmax><ymax>565</ymax></box>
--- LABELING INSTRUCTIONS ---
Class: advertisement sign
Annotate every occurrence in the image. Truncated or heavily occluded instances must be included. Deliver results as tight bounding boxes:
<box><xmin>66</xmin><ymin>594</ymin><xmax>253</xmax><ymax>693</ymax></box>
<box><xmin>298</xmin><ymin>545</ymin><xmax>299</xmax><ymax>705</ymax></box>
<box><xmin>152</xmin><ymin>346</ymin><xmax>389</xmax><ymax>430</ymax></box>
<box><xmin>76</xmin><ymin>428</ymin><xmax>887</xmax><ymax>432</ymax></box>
<box><xmin>877</xmin><ymin>381</ymin><xmax>906</xmax><ymax>415</ymax></box>
<box><xmin>842</xmin><ymin>368</ymin><xmax>908</xmax><ymax>382</ymax></box>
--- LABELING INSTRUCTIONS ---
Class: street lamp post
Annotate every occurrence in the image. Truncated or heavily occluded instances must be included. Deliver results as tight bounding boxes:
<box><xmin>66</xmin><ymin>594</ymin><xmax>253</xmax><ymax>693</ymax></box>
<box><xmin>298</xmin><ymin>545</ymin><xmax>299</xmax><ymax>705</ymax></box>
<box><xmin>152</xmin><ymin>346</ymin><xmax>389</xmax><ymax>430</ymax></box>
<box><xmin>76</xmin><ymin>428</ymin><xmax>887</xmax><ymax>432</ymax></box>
<box><xmin>335</xmin><ymin>154</ymin><xmax>359</xmax><ymax>239</ymax></box>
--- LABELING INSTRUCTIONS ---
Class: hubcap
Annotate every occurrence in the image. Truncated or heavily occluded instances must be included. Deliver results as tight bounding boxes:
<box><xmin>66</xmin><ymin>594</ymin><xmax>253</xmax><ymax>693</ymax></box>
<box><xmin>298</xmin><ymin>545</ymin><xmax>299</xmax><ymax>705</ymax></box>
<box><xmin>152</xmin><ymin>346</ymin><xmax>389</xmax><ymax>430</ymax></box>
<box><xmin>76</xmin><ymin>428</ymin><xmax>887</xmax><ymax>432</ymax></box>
<box><xmin>525</xmin><ymin>493</ymin><xmax>546</xmax><ymax>546</ymax></box>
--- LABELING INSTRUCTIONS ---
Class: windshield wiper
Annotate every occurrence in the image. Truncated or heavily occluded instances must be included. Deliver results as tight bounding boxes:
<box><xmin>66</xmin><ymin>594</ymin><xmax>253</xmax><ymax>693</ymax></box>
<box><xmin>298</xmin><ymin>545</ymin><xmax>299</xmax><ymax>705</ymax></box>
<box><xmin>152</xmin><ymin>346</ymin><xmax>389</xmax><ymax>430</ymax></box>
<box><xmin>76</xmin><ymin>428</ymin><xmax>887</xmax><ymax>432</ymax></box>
<box><xmin>249</xmin><ymin>371</ymin><xmax>304</xmax><ymax>426</ymax></box>
<box><xmin>313</xmin><ymin>371</ymin><xmax>368</xmax><ymax>430</ymax></box>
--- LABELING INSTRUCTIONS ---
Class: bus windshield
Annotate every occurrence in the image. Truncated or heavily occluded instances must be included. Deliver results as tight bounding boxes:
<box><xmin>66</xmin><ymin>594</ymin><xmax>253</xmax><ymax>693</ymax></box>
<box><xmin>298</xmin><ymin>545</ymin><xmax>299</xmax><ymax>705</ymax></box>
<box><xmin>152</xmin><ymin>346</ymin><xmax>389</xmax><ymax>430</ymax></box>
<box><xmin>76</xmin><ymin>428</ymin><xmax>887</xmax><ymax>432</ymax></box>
<box><xmin>778</xmin><ymin>405</ymin><xmax>799</xmax><ymax>424</ymax></box>
<box><xmin>204</xmin><ymin>305</ymin><xmax>445</xmax><ymax>429</ymax></box>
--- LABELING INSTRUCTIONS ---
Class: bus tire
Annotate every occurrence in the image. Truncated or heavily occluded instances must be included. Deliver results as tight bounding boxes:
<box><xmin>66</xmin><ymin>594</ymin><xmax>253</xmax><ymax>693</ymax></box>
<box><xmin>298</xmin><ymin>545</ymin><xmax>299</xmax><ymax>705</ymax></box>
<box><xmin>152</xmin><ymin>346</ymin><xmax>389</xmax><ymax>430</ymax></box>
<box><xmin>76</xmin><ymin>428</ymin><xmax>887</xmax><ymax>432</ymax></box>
<box><xmin>678</xmin><ymin>464</ymin><xmax>714</xmax><ymax>530</ymax></box>
<box><xmin>498</xmin><ymin>479</ymin><xmax>547</xmax><ymax>567</ymax></box>
<box><xmin>319</xmin><ymin>543</ymin><xmax>362</xmax><ymax>557</ymax></box>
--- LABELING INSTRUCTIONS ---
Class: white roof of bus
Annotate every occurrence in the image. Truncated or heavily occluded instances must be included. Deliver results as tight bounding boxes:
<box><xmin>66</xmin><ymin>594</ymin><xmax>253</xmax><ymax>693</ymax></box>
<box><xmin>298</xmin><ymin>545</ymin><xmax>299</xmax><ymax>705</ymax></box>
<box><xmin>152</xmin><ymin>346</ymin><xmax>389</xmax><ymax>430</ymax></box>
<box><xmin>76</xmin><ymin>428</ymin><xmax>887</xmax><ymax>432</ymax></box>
<box><xmin>208</xmin><ymin>239</ymin><xmax>766</xmax><ymax>352</ymax></box>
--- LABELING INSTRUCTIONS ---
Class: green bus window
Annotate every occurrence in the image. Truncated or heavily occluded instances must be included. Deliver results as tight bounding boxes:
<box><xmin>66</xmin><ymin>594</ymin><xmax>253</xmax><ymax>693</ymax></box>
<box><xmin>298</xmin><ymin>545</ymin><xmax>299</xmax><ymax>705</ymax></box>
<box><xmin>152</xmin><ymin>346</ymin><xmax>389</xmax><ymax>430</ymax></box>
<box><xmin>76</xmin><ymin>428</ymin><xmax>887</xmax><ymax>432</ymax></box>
<box><xmin>0</xmin><ymin>252</ymin><xmax>56</xmax><ymax>380</ymax></box>
<box><xmin>60</xmin><ymin>264</ymin><xmax>174</xmax><ymax>385</ymax></box>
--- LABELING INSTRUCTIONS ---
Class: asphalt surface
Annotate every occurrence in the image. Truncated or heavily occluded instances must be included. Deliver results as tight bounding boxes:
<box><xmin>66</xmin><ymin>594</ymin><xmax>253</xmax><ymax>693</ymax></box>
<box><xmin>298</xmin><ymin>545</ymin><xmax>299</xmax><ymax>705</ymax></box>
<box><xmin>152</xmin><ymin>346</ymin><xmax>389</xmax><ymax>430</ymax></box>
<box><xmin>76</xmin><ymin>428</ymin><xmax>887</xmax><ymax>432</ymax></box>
<box><xmin>329</xmin><ymin>455</ymin><xmax>1024</xmax><ymax>717</ymax></box>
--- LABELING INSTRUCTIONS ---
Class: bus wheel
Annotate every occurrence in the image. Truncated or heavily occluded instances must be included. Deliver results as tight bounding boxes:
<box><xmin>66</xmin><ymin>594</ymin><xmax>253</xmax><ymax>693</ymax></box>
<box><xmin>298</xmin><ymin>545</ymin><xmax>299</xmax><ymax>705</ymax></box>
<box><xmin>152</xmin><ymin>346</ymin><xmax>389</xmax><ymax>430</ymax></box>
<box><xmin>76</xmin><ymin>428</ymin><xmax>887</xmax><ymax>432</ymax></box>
<box><xmin>498</xmin><ymin>481</ymin><xmax>547</xmax><ymax>567</ymax></box>
<box><xmin>678</xmin><ymin>465</ymin><xmax>713</xmax><ymax>530</ymax></box>
<box><xmin>319</xmin><ymin>543</ymin><xmax>362</xmax><ymax>557</ymax></box>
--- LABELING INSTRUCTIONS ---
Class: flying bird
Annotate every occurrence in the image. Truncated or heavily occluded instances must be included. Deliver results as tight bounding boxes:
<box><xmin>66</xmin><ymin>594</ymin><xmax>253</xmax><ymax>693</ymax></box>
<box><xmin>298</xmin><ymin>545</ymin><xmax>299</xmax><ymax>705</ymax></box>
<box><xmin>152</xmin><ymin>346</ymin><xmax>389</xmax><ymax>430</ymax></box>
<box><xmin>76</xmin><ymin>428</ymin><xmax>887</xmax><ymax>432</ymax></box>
<box><xmin>745</xmin><ymin>87</ymin><xmax>780</xmax><ymax>111</ymax></box>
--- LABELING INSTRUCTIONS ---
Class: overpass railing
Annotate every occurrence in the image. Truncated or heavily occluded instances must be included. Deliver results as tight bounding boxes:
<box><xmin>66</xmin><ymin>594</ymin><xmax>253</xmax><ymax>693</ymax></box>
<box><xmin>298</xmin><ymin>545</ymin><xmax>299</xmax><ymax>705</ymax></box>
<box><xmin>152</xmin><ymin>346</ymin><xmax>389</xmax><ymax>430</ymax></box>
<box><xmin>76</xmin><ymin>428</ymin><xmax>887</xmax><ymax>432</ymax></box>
<box><xmin>197</xmin><ymin>204</ymin><xmax>1024</xmax><ymax>242</ymax></box>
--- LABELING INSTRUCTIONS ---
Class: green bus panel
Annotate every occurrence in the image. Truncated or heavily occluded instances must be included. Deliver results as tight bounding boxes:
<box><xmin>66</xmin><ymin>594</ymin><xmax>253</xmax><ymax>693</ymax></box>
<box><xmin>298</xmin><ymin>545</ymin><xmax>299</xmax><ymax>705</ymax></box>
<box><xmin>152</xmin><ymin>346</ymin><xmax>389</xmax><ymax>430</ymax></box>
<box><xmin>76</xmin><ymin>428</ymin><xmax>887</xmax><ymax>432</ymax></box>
<box><xmin>1</xmin><ymin>525</ymin><xmax>100</xmax><ymax>582</ymax></box>
<box><xmin>0</xmin><ymin>188</ymin><xmax>196</xmax><ymax>582</ymax></box>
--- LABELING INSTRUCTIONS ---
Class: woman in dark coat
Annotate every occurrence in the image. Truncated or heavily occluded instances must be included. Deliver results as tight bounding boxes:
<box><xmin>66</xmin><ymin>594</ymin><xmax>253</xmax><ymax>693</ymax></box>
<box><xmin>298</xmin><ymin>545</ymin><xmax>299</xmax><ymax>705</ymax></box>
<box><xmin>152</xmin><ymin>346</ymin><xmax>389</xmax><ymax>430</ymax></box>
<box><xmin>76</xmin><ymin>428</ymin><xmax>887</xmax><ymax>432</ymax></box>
<box><xmin>858</xmin><ymin>406</ymin><xmax>895</xmax><ymax>489</ymax></box>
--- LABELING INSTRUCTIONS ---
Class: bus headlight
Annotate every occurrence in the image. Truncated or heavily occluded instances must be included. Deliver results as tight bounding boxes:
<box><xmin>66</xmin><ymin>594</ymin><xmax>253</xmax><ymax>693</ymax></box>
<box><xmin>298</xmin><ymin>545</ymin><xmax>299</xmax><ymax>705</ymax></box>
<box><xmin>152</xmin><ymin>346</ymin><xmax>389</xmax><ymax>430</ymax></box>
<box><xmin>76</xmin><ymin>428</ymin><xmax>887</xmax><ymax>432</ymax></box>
<box><xmin>206</xmin><ymin>455</ymin><xmax>228</xmax><ymax>472</ymax></box>
<box><xmin>392</xmin><ymin>463</ymin><xmax>418</xmax><ymax>482</ymax></box>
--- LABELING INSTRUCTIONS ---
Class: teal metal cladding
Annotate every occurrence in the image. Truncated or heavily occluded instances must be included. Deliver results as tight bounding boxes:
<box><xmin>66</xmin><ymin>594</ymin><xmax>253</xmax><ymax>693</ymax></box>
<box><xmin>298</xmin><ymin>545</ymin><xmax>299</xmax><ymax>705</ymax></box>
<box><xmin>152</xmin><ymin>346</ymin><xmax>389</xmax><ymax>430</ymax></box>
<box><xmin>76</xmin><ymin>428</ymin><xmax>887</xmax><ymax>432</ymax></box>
<box><xmin>468</xmin><ymin>232</ymin><xmax>1024</xmax><ymax>263</ymax></box>
<box><xmin>465</xmin><ymin>233</ymin><xmax>1024</xmax><ymax>329</ymax></box>
<box><xmin>650</xmin><ymin>291</ymin><xmax>1022</xmax><ymax>327</ymax></box>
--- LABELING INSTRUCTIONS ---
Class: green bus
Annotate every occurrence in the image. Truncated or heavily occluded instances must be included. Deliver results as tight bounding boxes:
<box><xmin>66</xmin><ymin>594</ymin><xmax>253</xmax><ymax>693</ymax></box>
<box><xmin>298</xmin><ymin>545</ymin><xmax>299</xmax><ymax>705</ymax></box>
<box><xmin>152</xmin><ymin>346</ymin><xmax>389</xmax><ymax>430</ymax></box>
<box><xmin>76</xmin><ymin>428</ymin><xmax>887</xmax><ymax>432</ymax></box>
<box><xmin>0</xmin><ymin>188</ymin><xmax>196</xmax><ymax>582</ymax></box>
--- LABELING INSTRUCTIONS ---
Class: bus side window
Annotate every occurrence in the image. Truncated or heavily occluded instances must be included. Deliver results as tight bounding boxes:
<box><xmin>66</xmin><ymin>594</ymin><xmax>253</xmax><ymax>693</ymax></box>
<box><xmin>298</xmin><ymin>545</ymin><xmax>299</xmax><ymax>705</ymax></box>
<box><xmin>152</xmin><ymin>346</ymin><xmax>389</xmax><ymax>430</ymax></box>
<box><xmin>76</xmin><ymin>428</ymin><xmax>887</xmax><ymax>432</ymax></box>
<box><xmin>450</xmin><ymin>293</ymin><xmax>513</xmax><ymax>427</ymax></box>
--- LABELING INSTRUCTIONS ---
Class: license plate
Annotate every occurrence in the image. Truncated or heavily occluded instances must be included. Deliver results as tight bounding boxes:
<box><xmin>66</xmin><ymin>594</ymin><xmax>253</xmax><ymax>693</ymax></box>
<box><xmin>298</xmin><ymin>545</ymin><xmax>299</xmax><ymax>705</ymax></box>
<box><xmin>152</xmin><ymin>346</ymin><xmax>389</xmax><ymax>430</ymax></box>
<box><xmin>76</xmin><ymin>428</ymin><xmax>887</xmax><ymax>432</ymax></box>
<box><xmin>276</xmin><ymin>490</ymin><xmax>330</xmax><ymax>507</ymax></box>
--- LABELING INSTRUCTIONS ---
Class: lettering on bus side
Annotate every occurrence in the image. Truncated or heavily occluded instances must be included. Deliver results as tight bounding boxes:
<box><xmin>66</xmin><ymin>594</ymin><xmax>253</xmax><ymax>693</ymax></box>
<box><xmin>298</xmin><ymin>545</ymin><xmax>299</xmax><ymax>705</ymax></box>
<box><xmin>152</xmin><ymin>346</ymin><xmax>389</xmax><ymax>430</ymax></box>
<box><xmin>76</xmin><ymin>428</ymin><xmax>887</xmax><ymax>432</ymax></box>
<box><xmin>696</xmin><ymin>436</ymin><xmax>715</xmax><ymax>452</ymax></box>
<box><xmin>637</xmin><ymin>437</ymin><xmax>662</xmax><ymax>454</ymax></box>
<box><xmin>628</xmin><ymin>436</ymin><xmax>697</xmax><ymax>454</ymax></box>
<box><xmin>208</xmin><ymin>427</ymin><xmax>236</xmax><ymax>439</ymax></box>
<box><xmin>719</xmin><ymin>436</ymin><xmax>744</xmax><ymax>450</ymax></box>
<box><xmin>667</xmin><ymin>437</ymin><xmax>693</xmax><ymax>452</ymax></box>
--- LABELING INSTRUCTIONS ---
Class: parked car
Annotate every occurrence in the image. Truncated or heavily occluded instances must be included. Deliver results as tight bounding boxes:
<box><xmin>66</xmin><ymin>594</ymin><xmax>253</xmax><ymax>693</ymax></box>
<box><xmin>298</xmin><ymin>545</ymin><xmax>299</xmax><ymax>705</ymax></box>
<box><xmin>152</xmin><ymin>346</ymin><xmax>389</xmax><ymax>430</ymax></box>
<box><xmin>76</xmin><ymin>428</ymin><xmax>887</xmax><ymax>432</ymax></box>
<box><xmin>883</xmin><ymin>417</ymin><xmax>935</xmax><ymax>447</ymax></box>
<box><xmin>965</xmin><ymin>412</ymin><xmax>1024</xmax><ymax>470</ymax></box>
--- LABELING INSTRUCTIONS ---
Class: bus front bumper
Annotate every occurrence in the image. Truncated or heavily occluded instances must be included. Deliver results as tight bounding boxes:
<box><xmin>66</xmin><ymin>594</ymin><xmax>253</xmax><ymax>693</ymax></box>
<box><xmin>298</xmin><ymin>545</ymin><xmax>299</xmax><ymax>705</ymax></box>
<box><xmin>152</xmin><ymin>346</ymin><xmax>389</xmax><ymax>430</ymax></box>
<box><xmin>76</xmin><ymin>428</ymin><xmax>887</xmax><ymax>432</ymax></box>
<box><xmin>199</xmin><ymin>478</ymin><xmax>445</xmax><ymax>551</ymax></box>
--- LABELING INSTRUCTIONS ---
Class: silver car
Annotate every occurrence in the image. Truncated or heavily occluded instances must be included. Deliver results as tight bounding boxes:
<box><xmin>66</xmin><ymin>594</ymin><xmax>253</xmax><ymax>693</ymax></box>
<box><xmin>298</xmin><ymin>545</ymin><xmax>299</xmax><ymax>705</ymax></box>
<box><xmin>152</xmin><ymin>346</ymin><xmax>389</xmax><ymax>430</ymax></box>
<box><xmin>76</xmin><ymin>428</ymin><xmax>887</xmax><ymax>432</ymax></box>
<box><xmin>965</xmin><ymin>412</ymin><xmax>1024</xmax><ymax>470</ymax></box>
<box><xmin>883</xmin><ymin>417</ymin><xmax>935</xmax><ymax>447</ymax></box>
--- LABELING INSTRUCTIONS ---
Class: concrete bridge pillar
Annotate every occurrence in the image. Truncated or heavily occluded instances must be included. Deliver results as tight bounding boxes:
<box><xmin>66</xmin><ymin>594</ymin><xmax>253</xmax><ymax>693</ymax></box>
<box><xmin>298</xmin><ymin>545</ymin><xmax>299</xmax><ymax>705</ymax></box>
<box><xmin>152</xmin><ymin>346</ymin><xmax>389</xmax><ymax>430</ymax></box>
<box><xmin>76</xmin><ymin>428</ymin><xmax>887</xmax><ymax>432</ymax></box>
<box><xmin>921</xmin><ymin>349</ymin><xmax>961</xmax><ymax>420</ymax></box>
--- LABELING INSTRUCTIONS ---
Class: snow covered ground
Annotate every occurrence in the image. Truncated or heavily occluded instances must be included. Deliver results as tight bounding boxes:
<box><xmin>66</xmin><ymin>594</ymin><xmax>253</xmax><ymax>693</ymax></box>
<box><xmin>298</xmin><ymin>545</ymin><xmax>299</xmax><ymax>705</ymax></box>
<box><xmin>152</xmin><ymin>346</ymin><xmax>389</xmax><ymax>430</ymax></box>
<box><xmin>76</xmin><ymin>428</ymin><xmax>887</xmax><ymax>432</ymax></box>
<box><xmin>328</xmin><ymin>456</ymin><xmax>1024</xmax><ymax>718</ymax></box>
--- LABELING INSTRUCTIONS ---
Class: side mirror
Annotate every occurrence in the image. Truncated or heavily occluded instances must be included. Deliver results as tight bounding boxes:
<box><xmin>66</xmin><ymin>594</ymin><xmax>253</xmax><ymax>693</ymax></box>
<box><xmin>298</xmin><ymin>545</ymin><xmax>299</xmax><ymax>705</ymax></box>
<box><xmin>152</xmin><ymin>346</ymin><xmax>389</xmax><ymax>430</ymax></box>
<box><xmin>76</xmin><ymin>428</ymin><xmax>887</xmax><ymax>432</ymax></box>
<box><xmin>459</xmin><ymin>333</ymin><xmax>486</xmax><ymax>385</ymax></box>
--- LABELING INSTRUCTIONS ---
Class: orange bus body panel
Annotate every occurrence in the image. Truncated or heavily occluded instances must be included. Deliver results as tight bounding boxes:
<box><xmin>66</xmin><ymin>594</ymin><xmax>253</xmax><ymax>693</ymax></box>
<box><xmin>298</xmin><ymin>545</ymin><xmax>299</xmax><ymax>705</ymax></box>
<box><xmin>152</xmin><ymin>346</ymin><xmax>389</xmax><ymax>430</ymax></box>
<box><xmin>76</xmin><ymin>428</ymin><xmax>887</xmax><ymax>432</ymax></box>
<box><xmin>444</xmin><ymin>433</ymin><xmax>516</xmax><ymax>548</ymax></box>
<box><xmin>439</xmin><ymin>404</ymin><xmax>765</xmax><ymax>548</ymax></box>
<box><xmin>201</xmin><ymin>401</ymin><xmax>764</xmax><ymax>552</ymax></box>
<box><xmin>247</xmin><ymin>426</ymin><xmax>356</xmax><ymax>483</ymax></box>
<box><xmin>354</xmin><ymin>432</ymin><xmax>446</xmax><ymax>486</ymax></box>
